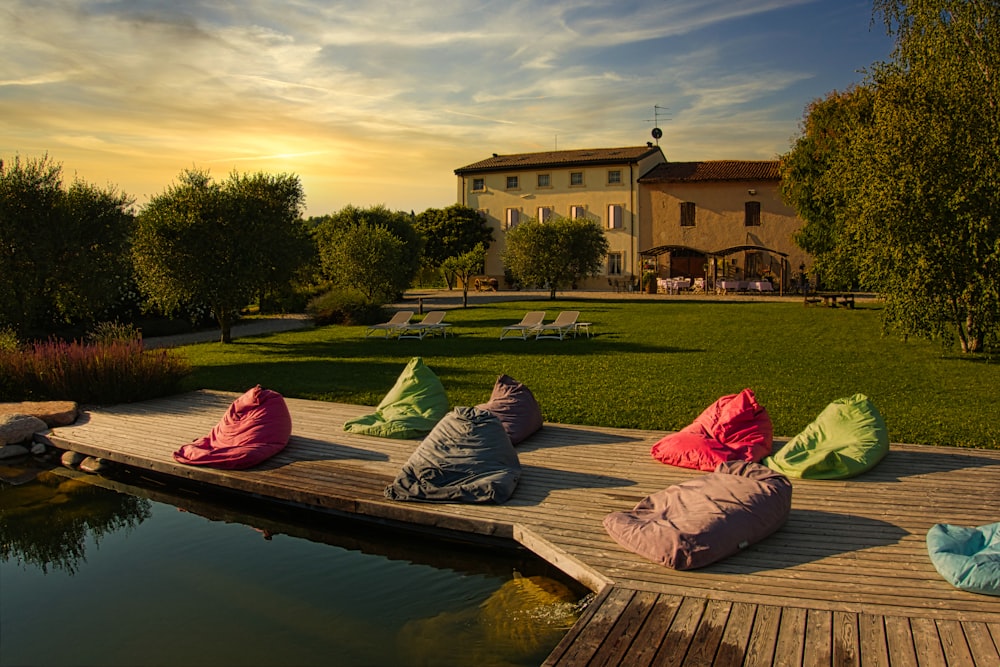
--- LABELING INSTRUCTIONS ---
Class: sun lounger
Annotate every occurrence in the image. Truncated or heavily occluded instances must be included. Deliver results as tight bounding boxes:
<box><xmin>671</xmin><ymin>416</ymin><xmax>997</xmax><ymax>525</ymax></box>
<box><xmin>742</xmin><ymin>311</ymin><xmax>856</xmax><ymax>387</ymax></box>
<box><xmin>397</xmin><ymin>311</ymin><xmax>451</xmax><ymax>339</ymax></box>
<box><xmin>365</xmin><ymin>310</ymin><xmax>414</xmax><ymax>338</ymax></box>
<box><xmin>535</xmin><ymin>311</ymin><xmax>580</xmax><ymax>340</ymax></box>
<box><xmin>500</xmin><ymin>311</ymin><xmax>545</xmax><ymax>340</ymax></box>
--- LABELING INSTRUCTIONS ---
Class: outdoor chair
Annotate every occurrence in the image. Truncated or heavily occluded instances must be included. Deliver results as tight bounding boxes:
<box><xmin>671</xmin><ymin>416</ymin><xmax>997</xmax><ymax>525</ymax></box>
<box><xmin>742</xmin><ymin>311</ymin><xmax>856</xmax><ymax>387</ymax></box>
<box><xmin>365</xmin><ymin>310</ymin><xmax>414</xmax><ymax>338</ymax></box>
<box><xmin>397</xmin><ymin>310</ymin><xmax>451</xmax><ymax>340</ymax></box>
<box><xmin>500</xmin><ymin>311</ymin><xmax>545</xmax><ymax>340</ymax></box>
<box><xmin>535</xmin><ymin>311</ymin><xmax>580</xmax><ymax>340</ymax></box>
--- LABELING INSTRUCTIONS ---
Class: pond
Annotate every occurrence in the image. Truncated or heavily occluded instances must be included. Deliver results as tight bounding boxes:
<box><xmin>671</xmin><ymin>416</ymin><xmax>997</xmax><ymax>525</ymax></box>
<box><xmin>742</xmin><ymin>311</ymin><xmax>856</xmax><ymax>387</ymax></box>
<box><xmin>0</xmin><ymin>459</ymin><xmax>592</xmax><ymax>667</ymax></box>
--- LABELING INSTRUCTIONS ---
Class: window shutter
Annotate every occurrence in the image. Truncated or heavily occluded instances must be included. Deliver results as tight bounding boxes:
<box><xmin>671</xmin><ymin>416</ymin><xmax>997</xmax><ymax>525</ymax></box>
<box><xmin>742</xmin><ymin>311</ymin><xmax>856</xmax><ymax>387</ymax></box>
<box><xmin>506</xmin><ymin>208</ymin><xmax>520</xmax><ymax>229</ymax></box>
<box><xmin>608</xmin><ymin>204</ymin><xmax>622</xmax><ymax>229</ymax></box>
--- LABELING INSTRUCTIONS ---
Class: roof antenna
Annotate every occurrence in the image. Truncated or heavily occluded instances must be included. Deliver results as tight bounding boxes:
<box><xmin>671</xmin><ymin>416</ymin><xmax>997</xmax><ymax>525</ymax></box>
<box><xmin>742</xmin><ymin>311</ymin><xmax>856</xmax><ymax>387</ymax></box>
<box><xmin>645</xmin><ymin>105</ymin><xmax>670</xmax><ymax>145</ymax></box>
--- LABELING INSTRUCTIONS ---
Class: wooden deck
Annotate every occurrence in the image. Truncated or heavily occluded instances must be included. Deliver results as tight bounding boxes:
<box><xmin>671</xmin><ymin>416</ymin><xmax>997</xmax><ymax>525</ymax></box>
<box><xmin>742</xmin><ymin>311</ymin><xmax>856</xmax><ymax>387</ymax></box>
<box><xmin>41</xmin><ymin>390</ymin><xmax>1000</xmax><ymax>666</ymax></box>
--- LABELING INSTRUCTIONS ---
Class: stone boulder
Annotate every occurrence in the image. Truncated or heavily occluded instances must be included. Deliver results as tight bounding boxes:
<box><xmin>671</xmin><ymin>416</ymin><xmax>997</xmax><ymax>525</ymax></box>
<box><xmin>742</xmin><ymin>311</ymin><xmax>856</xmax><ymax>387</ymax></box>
<box><xmin>0</xmin><ymin>401</ymin><xmax>78</xmax><ymax>427</ymax></box>
<box><xmin>0</xmin><ymin>414</ymin><xmax>48</xmax><ymax>446</ymax></box>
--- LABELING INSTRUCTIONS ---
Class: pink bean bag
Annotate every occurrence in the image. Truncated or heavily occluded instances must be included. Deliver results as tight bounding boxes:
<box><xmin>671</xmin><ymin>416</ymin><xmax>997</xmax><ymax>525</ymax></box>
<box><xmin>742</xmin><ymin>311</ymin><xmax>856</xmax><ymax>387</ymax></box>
<box><xmin>174</xmin><ymin>385</ymin><xmax>292</xmax><ymax>469</ymax></box>
<box><xmin>650</xmin><ymin>388</ymin><xmax>773</xmax><ymax>471</ymax></box>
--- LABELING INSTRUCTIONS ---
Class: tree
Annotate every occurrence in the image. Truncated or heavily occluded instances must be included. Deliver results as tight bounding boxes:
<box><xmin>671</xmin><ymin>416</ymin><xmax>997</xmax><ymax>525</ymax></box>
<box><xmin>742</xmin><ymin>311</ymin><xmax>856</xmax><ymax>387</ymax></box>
<box><xmin>133</xmin><ymin>169</ymin><xmax>307</xmax><ymax>343</ymax></box>
<box><xmin>779</xmin><ymin>86</ymin><xmax>875</xmax><ymax>290</ymax></box>
<box><xmin>781</xmin><ymin>0</ymin><xmax>1000</xmax><ymax>352</ymax></box>
<box><xmin>0</xmin><ymin>154</ymin><xmax>135</xmax><ymax>336</ymax></box>
<box><xmin>313</xmin><ymin>205</ymin><xmax>422</xmax><ymax>302</ymax></box>
<box><xmin>502</xmin><ymin>216</ymin><xmax>610</xmax><ymax>299</ymax></box>
<box><xmin>440</xmin><ymin>243</ymin><xmax>487</xmax><ymax>307</ymax></box>
<box><xmin>413</xmin><ymin>205</ymin><xmax>493</xmax><ymax>288</ymax></box>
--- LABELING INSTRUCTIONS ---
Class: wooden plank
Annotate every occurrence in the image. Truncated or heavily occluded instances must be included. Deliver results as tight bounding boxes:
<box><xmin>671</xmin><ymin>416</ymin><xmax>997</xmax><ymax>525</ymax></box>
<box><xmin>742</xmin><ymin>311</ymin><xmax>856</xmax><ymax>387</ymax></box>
<box><xmin>803</xmin><ymin>608</ymin><xmax>833</xmax><ymax>667</ymax></box>
<box><xmin>612</xmin><ymin>593</ymin><xmax>685</xmax><ymax>667</ymax></box>
<box><xmin>909</xmin><ymin>617</ymin><xmax>947</xmax><ymax>667</ymax></box>
<box><xmin>713</xmin><ymin>601</ymin><xmax>757</xmax><ymax>667</ymax></box>
<box><xmin>744</xmin><ymin>604</ymin><xmax>782</xmax><ymax>667</ymax></box>
<box><xmin>858</xmin><ymin>614</ymin><xmax>889</xmax><ymax>667</ymax></box>
<box><xmin>834</xmin><ymin>611</ymin><xmax>861</xmax><ymax>667</ymax></box>
<box><xmin>588</xmin><ymin>589</ymin><xmax>659</xmax><ymax>667</ymax></box>
<box><xmin>775</xmin><ymin>606</ymin><xmax>808</xmax><ymax>667</ymax></box>
<box><xmin>962</xmin><ymin>621</ymin><xmax>1000</xmax><ymax>665</ymax></box>
<box><xmin>936</xmin><ymin>619</ymin><xmax>975</xmax><ymax>667</ymax></box>
<box><xmin>883</xmin><ymin>616</ymin><xmax>918</xmax><ymax>667</ymax></box>
<box><xmin>546</xmin><ymin>586</ymin><xmax>634</xmax><ymax>666</ymax></box>
<box><xmin>651</xmin><ymin>596</ymin><xmax>707</xmax><ymax>667</ymax></box>
<box><xmin>681</xmin><ymin>599</ymin><xmax>732</xmax><ymax>666</ymax></box>
<box><xmin>542</xmin><ymin>585</ymin><xmax>614</xmax><ymax>667</ymax></box>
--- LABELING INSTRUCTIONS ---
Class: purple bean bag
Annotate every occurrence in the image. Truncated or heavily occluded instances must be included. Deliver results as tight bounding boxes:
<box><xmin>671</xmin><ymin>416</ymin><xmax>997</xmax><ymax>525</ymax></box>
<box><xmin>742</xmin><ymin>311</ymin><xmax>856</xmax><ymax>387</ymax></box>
<box><xmin>475</xmin><ymin>374</ymin><xmax>543</xmax><ymax>445</ymax></box>
<box><xmin>650</xmin><ymin>388</ymin><xmax>773</xmax><ymax>471</ymax></box>
<box><xmin>603</xmin><ymin>461</ymin><xmax>792</xmax><ymax>570</ymax></box>
<box><xmin>174</xmin><ymin>385</ymin><xmax>292</xmax><ymax>469</ymax></box>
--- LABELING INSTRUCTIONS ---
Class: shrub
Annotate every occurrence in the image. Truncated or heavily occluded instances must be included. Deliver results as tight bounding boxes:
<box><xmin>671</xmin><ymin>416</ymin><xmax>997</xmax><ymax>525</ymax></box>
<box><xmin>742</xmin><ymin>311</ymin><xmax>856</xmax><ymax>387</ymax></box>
<box><xmin>0</xmin><ymin>339</ymin><xmax>190</xmax><ymax>404</ymax></box>
<box><xmin>307</xmin><ymin>288</ymin><xmax>386</xmax><ymax>326</ymax></box>
<box><xmin>87</xmin><ymin>320</ymin><xmax>141</xmax><ymax>345</ymax></box>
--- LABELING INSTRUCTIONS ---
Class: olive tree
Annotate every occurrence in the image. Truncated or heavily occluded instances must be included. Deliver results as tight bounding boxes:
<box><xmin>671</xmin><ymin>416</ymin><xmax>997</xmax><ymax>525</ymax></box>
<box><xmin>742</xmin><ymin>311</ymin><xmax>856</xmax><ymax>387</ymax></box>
<box><xmin>313</xmin><ymin>205</ymin><xmax>422</xmax><ymax>302</ymax></box>
<box><xmin>502</xmin><ymin>216</ymin><xmax>609</xmax><ymax>299</ymax></box>
<box><xmin>0</xmin><ymin>154</ymin><xmax>134</xmax><ymax>336</ymax></box>
<box><xmin>440</xmin><ymin>243</ymin><xmax>487</xmax><ymax>307</ymax></box>
<box><xmin>414</xmin><ymin>204</ymin><xmax>493</xmax><ymax>288</ymax></box>
<box><xmin>133</xmin><ymin>169</ymin><xmax>307</xmax><ymax>343</ymax></box>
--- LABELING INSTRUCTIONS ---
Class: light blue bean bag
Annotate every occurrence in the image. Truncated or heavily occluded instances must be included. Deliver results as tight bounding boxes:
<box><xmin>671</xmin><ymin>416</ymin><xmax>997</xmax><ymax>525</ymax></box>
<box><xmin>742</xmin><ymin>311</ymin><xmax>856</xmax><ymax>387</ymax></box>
<box><xmin>927</xmin><ymin>522</ymin><xmax>1000</xmax><ymax>596</ymax></box>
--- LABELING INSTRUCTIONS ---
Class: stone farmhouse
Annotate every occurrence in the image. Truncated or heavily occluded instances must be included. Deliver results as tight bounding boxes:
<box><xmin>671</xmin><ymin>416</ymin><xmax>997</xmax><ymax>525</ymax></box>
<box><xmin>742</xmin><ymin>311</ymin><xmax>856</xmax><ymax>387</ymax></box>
<box><xmin>454</xmin><ymin>145</ymin><xmax>809</xmax><ymax>292</ymax></box>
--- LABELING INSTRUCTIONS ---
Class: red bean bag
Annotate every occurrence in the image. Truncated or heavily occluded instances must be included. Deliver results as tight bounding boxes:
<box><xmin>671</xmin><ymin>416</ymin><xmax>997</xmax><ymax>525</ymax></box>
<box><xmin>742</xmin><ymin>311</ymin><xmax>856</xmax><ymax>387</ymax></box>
<box><xmin>650</xmin><ymin>388</ymin><xmax>773</xmax><ymax>471</ymax></box>
<box><xmin>174</xmin><ymin>385</ymin><xmax>292</xmax><ymax>469</ymax></box>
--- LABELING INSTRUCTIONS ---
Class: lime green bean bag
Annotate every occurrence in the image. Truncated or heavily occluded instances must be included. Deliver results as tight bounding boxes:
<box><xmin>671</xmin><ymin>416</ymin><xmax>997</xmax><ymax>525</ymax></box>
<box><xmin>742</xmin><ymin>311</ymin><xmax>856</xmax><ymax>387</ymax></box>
<box><xmin>764</xmin><ymin>394</ymin><xmax>888</xmax><ymax>479</ymax></box>
<box><xmin>343</xmin><ymin>357</ymin><xmax>449</xmax><ymax>439</ymax></box>
<box><xmin>927</xmin><ymin>522</ymin><xmax>1000</xmax><ymax>596</ymax></box>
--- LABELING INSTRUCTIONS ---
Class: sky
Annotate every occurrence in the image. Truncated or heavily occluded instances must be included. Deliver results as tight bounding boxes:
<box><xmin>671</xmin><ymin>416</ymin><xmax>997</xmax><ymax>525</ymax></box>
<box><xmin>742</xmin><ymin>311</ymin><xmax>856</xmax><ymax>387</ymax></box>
<box><xmin>0</xmin><ymin>0</ymin><xmax>895</xmax><ymax>218</ymax></box>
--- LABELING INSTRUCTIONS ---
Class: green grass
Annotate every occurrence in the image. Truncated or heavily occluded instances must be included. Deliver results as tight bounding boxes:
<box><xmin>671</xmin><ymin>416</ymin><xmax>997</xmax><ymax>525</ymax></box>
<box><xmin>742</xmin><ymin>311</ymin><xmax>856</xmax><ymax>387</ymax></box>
<box><xmin>177</xmin><ymin>298</ymin><xmax>1000</xmax><ymax>449</ymax></box>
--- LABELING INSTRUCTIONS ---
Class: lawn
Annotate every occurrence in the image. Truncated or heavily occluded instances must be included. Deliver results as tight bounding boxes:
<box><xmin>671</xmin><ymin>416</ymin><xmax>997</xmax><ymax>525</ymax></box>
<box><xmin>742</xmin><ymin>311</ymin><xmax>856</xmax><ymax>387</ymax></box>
<box><xmin>177</xmin><ymin>297</ymin><xmax>1000</xmax><ymax>449</ymax></box>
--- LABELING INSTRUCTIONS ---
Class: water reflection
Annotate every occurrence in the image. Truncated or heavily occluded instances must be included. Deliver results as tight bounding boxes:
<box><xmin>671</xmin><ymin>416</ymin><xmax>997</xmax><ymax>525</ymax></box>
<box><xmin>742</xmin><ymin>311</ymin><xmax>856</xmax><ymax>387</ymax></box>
<box><xmin>0</xmin><ymin>458</ymin><xmax>590</xmax><ymax>667</ymax></box>
<box><xmin>0</xmin><ymin>461</ymin><xmax>151</xmax><ymax>574</ymax></box>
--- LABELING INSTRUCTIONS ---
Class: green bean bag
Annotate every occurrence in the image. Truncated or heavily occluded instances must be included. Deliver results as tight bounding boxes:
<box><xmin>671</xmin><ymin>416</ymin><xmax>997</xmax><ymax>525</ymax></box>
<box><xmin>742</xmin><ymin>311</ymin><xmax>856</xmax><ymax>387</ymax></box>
<box><xmin>927</xmin><ymin>522</ymin><xmax>1000</xmax><ymax>596</ymax></box>
<box><xmin>343</xmin><ymin>357</ymin><xmax>449</xmax><ymax>439</ymax></box>
<box><xmin>764</xmin><ymin>394</ymin><xmax>888</xmax><ymax>479</ymax></box>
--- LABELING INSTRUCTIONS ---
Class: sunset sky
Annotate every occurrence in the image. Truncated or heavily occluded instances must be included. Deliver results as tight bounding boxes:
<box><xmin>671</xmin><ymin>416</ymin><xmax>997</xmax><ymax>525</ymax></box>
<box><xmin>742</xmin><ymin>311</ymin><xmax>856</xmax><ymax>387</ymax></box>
<box><xmin>1</xmin><ymin>1</ymin><xmax>894</xmax><ymax>218</ymax></box>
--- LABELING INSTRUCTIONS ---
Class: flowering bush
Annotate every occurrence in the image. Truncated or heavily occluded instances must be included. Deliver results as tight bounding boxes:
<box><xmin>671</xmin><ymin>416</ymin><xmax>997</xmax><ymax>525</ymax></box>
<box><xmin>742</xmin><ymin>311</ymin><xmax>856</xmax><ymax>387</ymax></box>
<box><xmin>0</xmin><ymin>339</ymin><xmax>190</xmax><ymax>404</ymax></box>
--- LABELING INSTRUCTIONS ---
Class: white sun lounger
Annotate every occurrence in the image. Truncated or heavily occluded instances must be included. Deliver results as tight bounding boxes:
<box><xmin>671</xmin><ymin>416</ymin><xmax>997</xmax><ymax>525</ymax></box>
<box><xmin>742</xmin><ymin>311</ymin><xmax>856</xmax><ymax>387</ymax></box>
<box><xmin>535</xmin><ymin>310</ymin><xmax>580</xmax><ymax>340</ymax></box>
<box><xmin>397</xmin><ymin>310</ymin><xmax>451</xmax><ymax>339</ymax></box>
<box><xmin>500</xmin><ymin>311</ymin><xmax>545</xmax><ymax>340</ymax></box>
<box><xmin>365</xmin><ymin>310</ymin><xmax>414</xmax><ymax>338</ymax></box>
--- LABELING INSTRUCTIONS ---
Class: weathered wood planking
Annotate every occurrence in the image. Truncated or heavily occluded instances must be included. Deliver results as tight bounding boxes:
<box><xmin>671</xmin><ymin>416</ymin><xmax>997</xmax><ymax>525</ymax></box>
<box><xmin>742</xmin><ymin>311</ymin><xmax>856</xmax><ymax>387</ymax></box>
<box><xmin>42</xmin><ymin>390</ymin><xmax>1000</xmax><ymax>665</ymax></box>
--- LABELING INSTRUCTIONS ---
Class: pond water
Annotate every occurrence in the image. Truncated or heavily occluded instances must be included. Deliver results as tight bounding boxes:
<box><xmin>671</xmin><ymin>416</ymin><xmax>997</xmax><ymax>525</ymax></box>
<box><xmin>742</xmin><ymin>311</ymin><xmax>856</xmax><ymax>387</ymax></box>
<box><xmin>0</xmin><ymin>460</ymin><xmax>591</xmax><ymax>667</ymax></box>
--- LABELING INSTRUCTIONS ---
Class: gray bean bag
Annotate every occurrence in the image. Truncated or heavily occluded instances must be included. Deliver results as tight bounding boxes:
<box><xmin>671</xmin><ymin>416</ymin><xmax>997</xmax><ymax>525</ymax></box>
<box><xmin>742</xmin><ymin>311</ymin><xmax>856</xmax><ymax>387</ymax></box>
<box><xmin>384</xmin><ymin>406</ymin><xmax>521</xmax><ymax>503</ymax></box>
<box><xmin>475</xmin><ymin>374</ymin><xmax>543</xmax><ymax>445</ymax></box>
<box><xmin>603</xmin><ymin>461</ymin><xmax>792</xmax><ymax>570</ymax></box>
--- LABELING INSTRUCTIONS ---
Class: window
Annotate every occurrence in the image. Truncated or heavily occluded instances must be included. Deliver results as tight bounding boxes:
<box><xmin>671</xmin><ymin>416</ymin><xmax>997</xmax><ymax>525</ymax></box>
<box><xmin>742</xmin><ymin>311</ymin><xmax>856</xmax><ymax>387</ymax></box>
<box><xmin>680</xmin><ymin>202</ymin><xmax>696</xmax><ymax>227</ymax></box>
<box><xmin>506</xmin><ymin>175</ymin><xmax>519</xmax><ymax>190</ymax></box>
<box><xmin>570</xmin><ymin>171</ymin><xmax>584</xmax><ymax>186</ymax></box>
<box><xmin>537</xmin><ymin>206</ymin><xmax>552</xmax><ymax>222</ymax></box>
<box><xmin>505</xmin><ymin>208</ymin><xmax>520</xmax><ymax>229</ymax></box>
<box><xmin>607</xmin><ymin>170</ymin><xmax>622</xmax><ymax>185</ymax></box>
<box><xmin>607</xmin><ymin>204</ymin><xmax>623</xmax><ymax>229</ymax></box>
<box><xmin>744</xmin><ymin>201</ymin><xmax>761</xmax><ymax>226</ymax></box>
<box><xmin>608</xmin><ymin>252</ymin><xmax>623</xmax><ymax>275</ymax></box>
<box><xmin>537</xmin><ymin>173</ymin><xmax>551</xmax><ymax>188</ymax></box>
<box><xmin>570</xmin><ymin>205</ymin><xmax>586</xmax><ymax>219</ymax></box>
<box><xmin>472</xmin><ymin>178</ymin><xmax>485</xmax><ymax>191</ymax></box>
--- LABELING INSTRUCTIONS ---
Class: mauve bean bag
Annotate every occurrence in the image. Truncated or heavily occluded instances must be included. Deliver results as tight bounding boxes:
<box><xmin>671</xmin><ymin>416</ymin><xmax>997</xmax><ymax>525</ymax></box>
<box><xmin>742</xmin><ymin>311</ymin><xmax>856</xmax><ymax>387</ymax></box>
<box><xmin>343</xmin><ymin>357</ymin><xmax>449</xmax><ymax>439</ymax></box>
<box><xmin>764</xmin><ymin>394</ymin><xmax>889</xmax><ymax>479</ymax></box>
<box><xmin>927</xmin><ymin>522</ymin><xmax>1000</xmax><ymax>596</ymax></box>
<box><xmin>475</xmin><ymin>374</ymin><xmax>543</xmax><ymax>445</ymax></box>
<box><xmin>650</xmin><ymin>388</ymin><xmax>773</xmax><ymax>471</ymax></box>
<box><xmin>385</xmin><ymin>406</ymin><xmax>521</xmax><ymax>503</ymax></box>
<box><xmin>603</xmin><ymin>461</ymin><xmax>792</xmax><ymax>570</ymax></box>
<box><xmin>173</xmin><ymin>385</ymin><xmax>292</xmax><ymax>469</ymax></box>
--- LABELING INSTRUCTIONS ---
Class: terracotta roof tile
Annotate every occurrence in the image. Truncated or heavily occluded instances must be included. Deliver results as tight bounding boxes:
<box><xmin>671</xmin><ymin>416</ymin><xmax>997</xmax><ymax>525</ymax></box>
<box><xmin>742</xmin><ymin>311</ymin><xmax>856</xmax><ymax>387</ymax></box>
<box><xmin>455</xmin><ymin>146</ymin><xmax>662</xmax><ymax>174</ymax></box>
<box><xmin>639</xmin><ymin>160</ymin><xmax>780</xmax><ymax>182</ymax></box>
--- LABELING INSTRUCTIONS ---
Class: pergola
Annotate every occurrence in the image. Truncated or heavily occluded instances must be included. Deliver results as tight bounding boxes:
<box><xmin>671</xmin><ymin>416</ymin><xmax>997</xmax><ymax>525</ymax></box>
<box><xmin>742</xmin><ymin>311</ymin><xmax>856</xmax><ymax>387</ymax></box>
<box><xmin>638</xmin><ymin>243</ymin><xmax>790</xmax><ymax>294</ymax></box>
